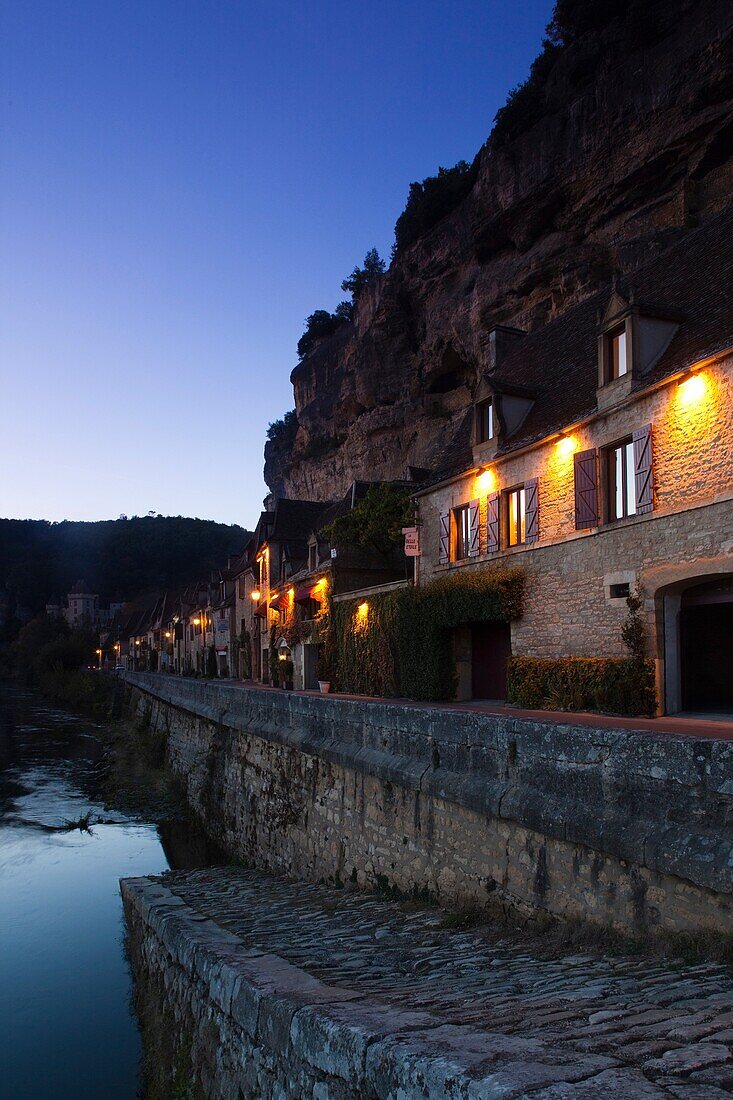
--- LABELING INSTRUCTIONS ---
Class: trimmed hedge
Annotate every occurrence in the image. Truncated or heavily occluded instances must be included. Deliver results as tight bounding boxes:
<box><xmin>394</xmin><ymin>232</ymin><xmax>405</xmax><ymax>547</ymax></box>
<box><xmin>331</xmin><ymin>567</ymin><xmax>525</xmax><ymax>702</ymax></box>
<box><xmin>507</xmin><ymin>656</ymin><xmax>656</xmax><ymax>717</ymax></box>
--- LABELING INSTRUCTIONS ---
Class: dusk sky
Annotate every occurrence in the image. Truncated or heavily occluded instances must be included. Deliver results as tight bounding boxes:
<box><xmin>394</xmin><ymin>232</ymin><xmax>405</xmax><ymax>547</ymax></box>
<box><xmin>2</xmin><ymin>0</ymin><xmax>553</xmax><ymax>527</ymax></box>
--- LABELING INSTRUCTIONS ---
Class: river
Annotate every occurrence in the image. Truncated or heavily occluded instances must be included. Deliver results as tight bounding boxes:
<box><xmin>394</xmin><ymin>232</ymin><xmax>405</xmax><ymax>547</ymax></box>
<box><xmin>0</xmin><ymin>683</ymin><xmax>212</xmax><ymax>1099</ymax></box>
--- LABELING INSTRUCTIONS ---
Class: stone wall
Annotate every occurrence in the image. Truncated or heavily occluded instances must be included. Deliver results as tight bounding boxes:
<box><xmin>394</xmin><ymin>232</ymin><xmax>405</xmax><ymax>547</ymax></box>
<box><xmin>417</xmin><ymin>357</ymin><xmax>733</xmax><ymax>684</ymax></box>
<box><xmin>125</xmin><ymin>673</ymin><xmax>733</xmax><ymax>935</ymax></box>
<box><xmin>124</xmin><ymin>877</ymin><xmax>414</xmax><ymax>1099</ymax></box>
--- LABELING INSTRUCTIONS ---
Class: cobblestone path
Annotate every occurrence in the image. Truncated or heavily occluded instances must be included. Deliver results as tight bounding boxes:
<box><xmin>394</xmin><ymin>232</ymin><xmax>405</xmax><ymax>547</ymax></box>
<box><xmin>159</xmin><ymin>866</ymin><xmax>733</xmax><ymax>1097</ymax></box>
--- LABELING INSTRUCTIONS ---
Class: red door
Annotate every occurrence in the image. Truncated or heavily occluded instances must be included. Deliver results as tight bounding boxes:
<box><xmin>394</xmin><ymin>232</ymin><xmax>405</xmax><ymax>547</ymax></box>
<box><xmin>471</xmin><ymin>622</ymin><xmax>511</xmax><ymax>700</ymax></box>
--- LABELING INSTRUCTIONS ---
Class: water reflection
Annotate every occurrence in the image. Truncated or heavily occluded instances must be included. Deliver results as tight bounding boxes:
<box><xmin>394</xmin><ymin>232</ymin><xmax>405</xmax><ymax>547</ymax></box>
<box><xmin>0</xmin><ymin>684</ymin><xmax>211</xmax><ymax>1099</ymax></box>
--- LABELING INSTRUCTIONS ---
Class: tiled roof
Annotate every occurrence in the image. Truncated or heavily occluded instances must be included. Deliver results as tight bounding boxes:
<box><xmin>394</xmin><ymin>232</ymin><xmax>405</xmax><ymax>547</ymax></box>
<box><xmin>424</xmin><ymin>203</ymin><xmax>733</xmax><ymax>486</ymax></box>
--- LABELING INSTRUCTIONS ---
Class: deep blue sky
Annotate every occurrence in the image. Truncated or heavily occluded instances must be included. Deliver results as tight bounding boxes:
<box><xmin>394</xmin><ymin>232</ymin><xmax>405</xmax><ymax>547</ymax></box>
<box><xmin>2</xmin><ymin>0</ymin><xmax>553</xmax><ymax>527</ymax></box>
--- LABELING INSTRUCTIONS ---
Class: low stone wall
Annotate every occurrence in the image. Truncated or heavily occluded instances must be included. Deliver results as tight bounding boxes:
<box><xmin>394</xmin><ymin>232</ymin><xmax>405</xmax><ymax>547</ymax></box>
<box><xmin>124</xmin><ymin>672</ymin><xmax>733</xmax><ymax>934</ymax></box>
<box><xmin>124</xmin><ymin>877</ymin><xmax>438</xmax><ymax>1099</ymax></box>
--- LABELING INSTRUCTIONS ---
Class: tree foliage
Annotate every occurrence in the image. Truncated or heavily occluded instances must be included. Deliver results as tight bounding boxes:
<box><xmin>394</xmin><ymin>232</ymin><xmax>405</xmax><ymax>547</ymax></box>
<box><xmin>340</xmin><ymin>248</ymin><xmax>386</xmax><ymax>302</ymax></box>
<box><xmin>266</xmin><ymin>409</ymin><xmax>298</xmax><ymax>446</ymax></box>
<box><xmin>0</xmin><ymin>516</ymin><xmax>247</xmax><ymax>632</ymax></box>
<box><xmin>394</xmin><ymin>160</ymin><xmax>478</xmax><ymax>253</ymax></box>
<box><xmin>321</xmin><ymin>484</ymin><xmax>413</xmax><ymax>555</ymax></box>
<box><xmin>296</xmin><ymin>310</ymin><xmax>346</xmax><ymax>360</ymax></box>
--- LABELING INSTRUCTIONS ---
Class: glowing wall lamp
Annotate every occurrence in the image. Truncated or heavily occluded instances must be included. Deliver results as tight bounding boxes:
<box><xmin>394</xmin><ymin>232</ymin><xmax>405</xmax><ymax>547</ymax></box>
<box><xmin>677</xmin><ymin>371</ymin><xmax>707</xmax><ymax>404</ymax></box>
<box><xmin>250</xmin><ymin>590</ymin><xmax>261</xmax><ymax>602</ymax></box>
<box><xmin>476</xmin><ymin>467</ymin><xmax>496</xmax><ymax>495</ymax></box>
<box><xmin>555</xmin><ymin>433</ymin><xmax>578</xmax><ymax>457</ymax></box>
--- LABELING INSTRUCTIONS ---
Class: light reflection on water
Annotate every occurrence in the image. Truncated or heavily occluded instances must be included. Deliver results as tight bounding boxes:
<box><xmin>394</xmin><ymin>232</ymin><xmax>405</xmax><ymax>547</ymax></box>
<box><xmin>0</xmin><ymin>685</ymin><xmax>194</xmax><ymax>1099</ymax></box>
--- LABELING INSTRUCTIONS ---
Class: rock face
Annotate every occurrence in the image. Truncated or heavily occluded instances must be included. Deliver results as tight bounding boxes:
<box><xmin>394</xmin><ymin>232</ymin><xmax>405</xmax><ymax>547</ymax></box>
<box><xmin>265</xmin><ymin>0</ymin><xmax>733</xmax><ymax>502</ymax></box>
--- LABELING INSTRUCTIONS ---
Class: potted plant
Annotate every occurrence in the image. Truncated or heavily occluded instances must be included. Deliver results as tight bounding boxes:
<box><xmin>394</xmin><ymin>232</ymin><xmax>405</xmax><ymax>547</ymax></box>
<box><xmin>316</xmin><ymin>646</ymin><xmax>331</xmax><ymax>694</ymax></box>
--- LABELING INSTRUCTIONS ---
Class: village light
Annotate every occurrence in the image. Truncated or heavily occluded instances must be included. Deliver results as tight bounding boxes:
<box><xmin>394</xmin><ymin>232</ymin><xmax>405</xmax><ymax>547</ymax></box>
<box><xmin>677</xmin><ymin>371</ymin><xmax>707</xmax><ymax>404</ymax></box>
<box><xmin>193</xmin><ymin>617</ymin><xmax>200</xmax><ymax>626</ymax></box>
<box><xmin>556</xmin><ymin>434</ymin><xmax>578</xmax><ymax>457</ymax></box>
<box><xmin>476</xmin><ymin>467</ymin><xmax>496</xmax><ymax>494</ymax></box>
<box><xmin>356</xmin><ymin>601</ymin><xmax>369</xmax><ymax>629</ymax></box>
<box><xmin>165</xmin><ymin>631</ymin><xmax>171</xmax><ymax>639</ymax></box>
<box><xmin>250</xmin><ymin>590</ymin><xmax>261</xmax><ymax>602</ymax></box>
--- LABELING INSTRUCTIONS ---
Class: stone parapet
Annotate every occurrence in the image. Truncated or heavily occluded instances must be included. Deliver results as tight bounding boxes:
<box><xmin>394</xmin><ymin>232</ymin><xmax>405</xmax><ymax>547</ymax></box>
<box><xmin>124</xmin><ymin>673</ymin><xmax>733</xmax><ymax>932</ymax></box>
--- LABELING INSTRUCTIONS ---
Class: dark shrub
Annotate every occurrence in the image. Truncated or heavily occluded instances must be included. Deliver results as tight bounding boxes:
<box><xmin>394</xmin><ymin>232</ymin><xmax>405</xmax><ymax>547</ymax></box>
<box><xmin>507</xmin><ymin>656</ymin><xmax>656</xmax><ymax>717</ymax></box>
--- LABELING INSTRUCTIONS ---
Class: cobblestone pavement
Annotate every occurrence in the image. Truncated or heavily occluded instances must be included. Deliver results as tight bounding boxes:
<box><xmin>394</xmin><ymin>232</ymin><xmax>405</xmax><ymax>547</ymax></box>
<box><xmin>159</xmin><ymin>866</ymin><xmax>733</xmax><ymax>1097</ymax></box>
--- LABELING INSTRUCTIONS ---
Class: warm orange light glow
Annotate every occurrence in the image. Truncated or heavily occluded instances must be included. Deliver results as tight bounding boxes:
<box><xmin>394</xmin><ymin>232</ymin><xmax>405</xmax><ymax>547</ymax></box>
<box><xmin>476</xmin><ymin>467</ymin><xmax>497</xmax><ymax>495</ymax></box>
<box><xmin>193</xmin><ymin>617</ymin><xmax>201</xmax><ymax>626</ymax></box>
<box><xmin>165</xmin><ymin>631</ymin><xmax>171</xmax><ymax>639</ymax></box>
<box><xmin>354</xmin><ymin>601</ymin><xmax>369</xmax><ymax>632</ymax></box>
<box><xmin>250</xmin><ymin>589</ymin><xmax>261</xmax><ymax>602</ymax></box>
<box><xmin>556</xmin><ymin>434</ymin><xmax>578</xmax><ymax>457</ymax></box>
<box><xmin>135</xmin><ymin>640</ymin><xmax>141</xmax><ymax>646</ymax></box>
<box><xmin>677</xmin><ymin>372</ymin><xmax>707</xmax><ymax>404</ymax></box>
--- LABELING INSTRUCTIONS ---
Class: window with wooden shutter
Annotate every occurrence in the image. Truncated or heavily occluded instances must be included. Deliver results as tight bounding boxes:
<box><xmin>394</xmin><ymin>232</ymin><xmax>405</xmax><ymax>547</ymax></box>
<box><xmin>468</xmin><ymin>499</ymin><xmax>480</xmax><ymax>557</ymax></box>
<box><xmin>633</xmin><ymin>423</ymin><xmax>654</xmax><ymax>514</ymax></box>
<box><xmin>487</xmin><ymin>493</ymin><xmax>500</xmax><ymax>553</ymax></box>
<box><xmin>439</xmin><ymin>510</ymin><xmax>450</xmax><ymax>564</ymax></box>
<box><xmin>574</xmin><ymin>449</ymin><xmax>598</xmax><ymax>529</ymax></box>
<box><xmin>525</xmin><ymin>478</ymin><xmax>539</xmax><ymax>543</ymax></box>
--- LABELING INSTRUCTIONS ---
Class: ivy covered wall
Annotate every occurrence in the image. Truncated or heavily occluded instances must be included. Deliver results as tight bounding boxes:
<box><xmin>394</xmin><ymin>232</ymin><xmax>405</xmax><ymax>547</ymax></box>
<box><xmin>329</xmin><ymin>567</ymin><xmax>525</xmax><ymax>701</ymax></box>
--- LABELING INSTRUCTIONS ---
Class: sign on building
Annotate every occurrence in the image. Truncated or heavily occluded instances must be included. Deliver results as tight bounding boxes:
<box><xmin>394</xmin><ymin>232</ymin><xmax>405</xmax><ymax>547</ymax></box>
<box><xmin>402</xmin><ymin>526</ymin><xmax>420</xmax><ymax>557</ymax></box>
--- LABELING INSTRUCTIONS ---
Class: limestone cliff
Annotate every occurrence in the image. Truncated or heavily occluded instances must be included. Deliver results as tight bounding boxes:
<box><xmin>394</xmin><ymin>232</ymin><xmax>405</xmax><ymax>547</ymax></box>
<box><xmin>265</xmin><ymin>0</ymin><xmax>733</xmax><ymax>502</ymax></box>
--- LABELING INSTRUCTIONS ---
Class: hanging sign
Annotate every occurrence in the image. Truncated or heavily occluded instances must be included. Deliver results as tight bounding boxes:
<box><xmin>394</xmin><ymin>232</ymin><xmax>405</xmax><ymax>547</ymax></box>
<box><xmin>402</xmin><ymin>526</ymin><xmax>420</xmax><ymax>557</ymax></box>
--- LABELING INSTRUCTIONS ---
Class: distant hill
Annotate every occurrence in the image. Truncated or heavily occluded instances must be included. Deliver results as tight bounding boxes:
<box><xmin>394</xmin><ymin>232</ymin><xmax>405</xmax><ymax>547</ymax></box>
<box><xmin>0</xmin><ymin>515</ymin><xmax>248</xmax><ymax>621</ymax></box>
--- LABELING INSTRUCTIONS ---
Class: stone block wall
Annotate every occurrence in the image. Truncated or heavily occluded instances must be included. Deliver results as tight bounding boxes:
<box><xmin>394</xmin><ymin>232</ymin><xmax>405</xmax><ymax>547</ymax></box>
<box><xmin>126</xmin><ymin>674</ymin><xmax>733</xmax><ymax>935</ymax></box>
<box><xmin>417</xmin><ymin>356</ymin><xmax>733</xmax><ymax>665</ymax></box>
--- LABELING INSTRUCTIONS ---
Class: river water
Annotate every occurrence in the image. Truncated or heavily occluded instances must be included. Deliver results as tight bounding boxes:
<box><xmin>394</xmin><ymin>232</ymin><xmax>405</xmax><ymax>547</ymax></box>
<box><xmin>0</xmin><ymin>684</ymin><xmax>211</xmax><ymax>1099</ymax></box>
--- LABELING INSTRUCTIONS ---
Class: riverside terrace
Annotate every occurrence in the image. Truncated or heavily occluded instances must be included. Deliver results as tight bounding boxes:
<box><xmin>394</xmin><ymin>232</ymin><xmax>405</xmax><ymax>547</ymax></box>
<box><xmin>122</xmin><ymin>673</ymin><xmax>733</xmax><ymax>935</ymax></box>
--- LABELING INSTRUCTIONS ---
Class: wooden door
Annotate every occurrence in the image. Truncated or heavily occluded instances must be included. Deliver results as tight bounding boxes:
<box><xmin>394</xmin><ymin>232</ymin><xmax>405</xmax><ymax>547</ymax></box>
<box><xmin>471</xmin><ymin>622</ymin><xmax>511</xmax><ymax>700</ymax></box>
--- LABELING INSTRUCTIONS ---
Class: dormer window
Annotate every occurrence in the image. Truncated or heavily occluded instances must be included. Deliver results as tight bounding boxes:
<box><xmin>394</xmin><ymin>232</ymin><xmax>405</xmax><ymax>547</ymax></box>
<box><xmin>606</xmin><ymin>325</ymin><xmax>628</xmax><ymax>382</ymax></box>
<box><xmin>476</xmin><ymin>399</ymin><xmax>494</xmax><ymax>444</ymax></box>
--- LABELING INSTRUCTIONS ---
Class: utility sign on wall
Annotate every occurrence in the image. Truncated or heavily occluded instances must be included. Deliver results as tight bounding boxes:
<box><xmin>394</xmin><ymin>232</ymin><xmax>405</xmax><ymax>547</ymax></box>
<box><xmin>402</xmin><ymin>526</ymin><xmax>420</xmax><ymax>557</ymax></box>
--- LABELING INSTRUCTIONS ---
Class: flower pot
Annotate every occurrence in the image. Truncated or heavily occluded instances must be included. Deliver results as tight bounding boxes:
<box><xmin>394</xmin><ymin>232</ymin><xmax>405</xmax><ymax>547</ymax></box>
<box><xmin>318</xmin><ymin>681</ymin><xmax>331</xmax><ymax>695</ymax></box>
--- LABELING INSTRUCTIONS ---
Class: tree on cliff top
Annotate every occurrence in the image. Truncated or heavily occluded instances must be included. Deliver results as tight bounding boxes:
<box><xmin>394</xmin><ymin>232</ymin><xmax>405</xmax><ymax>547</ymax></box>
<box><xmin>341</xmin><ymin>248</ymin><xmax>386</xmax><ymax>303</ymax></box>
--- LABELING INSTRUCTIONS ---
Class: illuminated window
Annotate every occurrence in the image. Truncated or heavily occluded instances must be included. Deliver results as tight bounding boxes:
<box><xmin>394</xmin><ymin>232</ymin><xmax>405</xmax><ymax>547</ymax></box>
<box><xmin>476</xmin><ymin>399</ymin><xmax>494</xmax><ymax>443</ymax></box>
<box><xmin>453</xmin><ymin>505</ymin><xmax>471</xmax><ymax>561</ymax></box>
<box><xmin>606</xmin><ymin>326</ymin><xmax>628</xmax><ymax>382</ymax></box>
<box><xmin>606</xmin><ymin>438</ymin><xmax>636</xmax><ymax>521</ymax></box>
<box><xmin>506</xmin><ymin>486</ymin><xmax>526</xmax><ymax>547</ymax></box>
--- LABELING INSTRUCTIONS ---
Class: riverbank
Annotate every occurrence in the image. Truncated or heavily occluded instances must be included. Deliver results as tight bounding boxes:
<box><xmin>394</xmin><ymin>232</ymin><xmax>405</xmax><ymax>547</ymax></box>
<box><xmin>122</xmin><ymin>672</ymin><xmax>733</xmax><ymax>937</ymax></box>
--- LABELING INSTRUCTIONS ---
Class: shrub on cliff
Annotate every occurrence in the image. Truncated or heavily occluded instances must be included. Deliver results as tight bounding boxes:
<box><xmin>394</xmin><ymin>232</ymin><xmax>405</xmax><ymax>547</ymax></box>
<box><xmin>266</xmin><ymin>409</ymin><xmax>298</xmax><ymax>448</ymax></box>
<box><xmin>394</xmin><ymin>160</ymin><xmax>478</xmax><ymax>253</ymax></box>
<box><xmin>296</xmin><ymin>311</ymin><xmax>344</xmax><ymax>359</ymax></box>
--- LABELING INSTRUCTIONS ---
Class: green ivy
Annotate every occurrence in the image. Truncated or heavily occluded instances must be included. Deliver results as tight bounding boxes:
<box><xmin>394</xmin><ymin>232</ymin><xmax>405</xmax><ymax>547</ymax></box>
<box><xmin>507</xmin><ymin>656</ymin><xmax>656</xmax><ymax>717</ymax></box>
<box><xmin>330</xmin><ymin>567</ymin><xmax>524</xmax><ymax>701</ymax></box>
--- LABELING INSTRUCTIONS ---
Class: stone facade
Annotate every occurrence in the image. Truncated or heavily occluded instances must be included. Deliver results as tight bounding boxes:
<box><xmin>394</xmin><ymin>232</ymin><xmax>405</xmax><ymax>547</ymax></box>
<box><xmin>125</xmin><ymin>674</ymin><xmax>733</xmax><ymax>935</ymax></box>
<box><xmin>417</xmin><ymin>354</ymin><xmax>733</xmax><ymax>711</ymax></box>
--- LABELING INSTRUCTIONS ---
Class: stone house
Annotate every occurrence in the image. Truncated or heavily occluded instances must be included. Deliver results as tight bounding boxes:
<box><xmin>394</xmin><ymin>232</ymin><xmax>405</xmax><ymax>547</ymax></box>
<box><xmin>415</xmin><ymin>207</ymin><xmax>733</xmax><ymax>714</ymax></box>
<box><xmin>235</xmin><ymin>486</ymin><xmax>410</xmax><ymax>690</ymax></box>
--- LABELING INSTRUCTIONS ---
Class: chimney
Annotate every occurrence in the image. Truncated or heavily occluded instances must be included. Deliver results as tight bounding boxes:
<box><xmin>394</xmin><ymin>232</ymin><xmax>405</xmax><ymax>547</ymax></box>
<box><xmin>485</xmin><ymin>326</ymin><xmax>525</xmax><ymax>373</ymax></box>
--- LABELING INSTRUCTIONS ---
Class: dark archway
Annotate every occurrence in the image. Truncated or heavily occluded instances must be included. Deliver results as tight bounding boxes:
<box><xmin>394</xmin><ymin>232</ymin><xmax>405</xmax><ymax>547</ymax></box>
<box><xmin>680</xmin><ymin>578</ymin><xmax>733</xmax><ymax>713</ymax></box>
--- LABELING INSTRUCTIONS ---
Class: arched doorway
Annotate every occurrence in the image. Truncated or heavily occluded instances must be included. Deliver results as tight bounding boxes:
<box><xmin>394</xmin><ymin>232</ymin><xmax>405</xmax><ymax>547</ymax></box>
<box><xmin>679</xmin><ymin>578</ymin><xmax>733</xmax><ymax>712</ymax></box>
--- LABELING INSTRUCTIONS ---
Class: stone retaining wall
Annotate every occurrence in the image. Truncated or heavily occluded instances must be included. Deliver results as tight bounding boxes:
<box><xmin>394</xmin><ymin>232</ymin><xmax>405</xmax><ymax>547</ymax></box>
<box><xmin>124</xmin><ymin>673</ymin><xmax>733</xmax><ymax>934</ymax></box>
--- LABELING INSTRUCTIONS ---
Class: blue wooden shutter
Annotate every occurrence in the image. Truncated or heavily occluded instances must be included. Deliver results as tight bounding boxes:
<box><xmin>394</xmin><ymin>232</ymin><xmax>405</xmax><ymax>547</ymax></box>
<box><xmin>633</xmin><ymin>424</ymin><xmax>653</xmax><ymax>514</ymax></box>
<box><xmin>486</xmin><ymin>493</ymin><xmax>500</xmax><ymax>554</ymax></box>
<box><xmin>439</xmin><ymin>510</ymin><xmax>450</xmax><ymax>564</ymax></box>
<box><xmin>525</xmin><ymin>478</ymin><xmax>539</xmax><ymax>543</ymax></box>
<box><xmin>468</xmin><ymin>499</ymin><xmax>480</xmax><ymax>557</ymax></box>
<box><xmin>574</xmin><ymin>449</ymin><xmax>598</xmax><ymax>529</ymax></box>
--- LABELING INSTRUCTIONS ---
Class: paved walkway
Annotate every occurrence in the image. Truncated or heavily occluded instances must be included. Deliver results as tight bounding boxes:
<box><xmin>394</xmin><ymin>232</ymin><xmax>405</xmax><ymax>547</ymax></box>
<box><xmin>157</xmin><ymin>865</ymin><xmax>733</xmax><ymax>1097</ymax></box>
<box><xmin>205</xmin><ymin>676</ymin><xmax>733</xmax><ymax>742</ymax></box>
